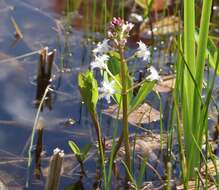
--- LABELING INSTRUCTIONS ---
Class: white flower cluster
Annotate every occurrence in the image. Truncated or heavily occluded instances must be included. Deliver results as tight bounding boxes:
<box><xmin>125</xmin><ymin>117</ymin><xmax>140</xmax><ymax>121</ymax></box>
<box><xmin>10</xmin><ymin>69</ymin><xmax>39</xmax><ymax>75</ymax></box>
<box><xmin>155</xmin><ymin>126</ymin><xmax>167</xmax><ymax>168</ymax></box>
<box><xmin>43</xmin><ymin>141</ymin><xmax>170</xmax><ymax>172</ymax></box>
<box><xmin>90</xmin><ymin>39</ymin><xmax>115</xmax><ymax>103</ymax></box>
<box><xmin>91</xmin><ymin>39</ymin><xmax>110</xmax><ymax>71</ymax></box>
<box><xmin>136</xmin><ymin>41</ymin><xmax>150</xmax><ymax>62</ymax></box>
<box><xmin>90</xmin><ymin>54</ymin><xmax>109</xmax><ymax>70</ymax></box>
<box><xmin>90</xmin><ymin>37</ymin><xmax>160</xmax><ymax>103</ymax></box>
<box><xmin>98</xmin><ymin>80</ymin><xmax>116</xmax><ymax>103</ymax></box>
<box><xmin>146</xmin><ymin>66</ymin><xmax>161</xmax><ymax>82</ymax></box>
<box><xmin>92</xmin><ymin>39</ymin><xmax>110</xmax><ymax>56</ymax></box>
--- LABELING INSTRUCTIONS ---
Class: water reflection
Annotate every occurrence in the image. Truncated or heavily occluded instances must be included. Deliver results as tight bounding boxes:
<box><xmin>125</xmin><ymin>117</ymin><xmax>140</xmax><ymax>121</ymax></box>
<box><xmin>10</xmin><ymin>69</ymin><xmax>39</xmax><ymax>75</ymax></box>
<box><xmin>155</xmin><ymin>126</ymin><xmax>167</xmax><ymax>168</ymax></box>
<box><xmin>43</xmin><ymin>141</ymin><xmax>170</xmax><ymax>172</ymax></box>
<box><xmin>64</xmin><ymin>176</ymin><xmax>85</xmax><ymax>190</ymax></box>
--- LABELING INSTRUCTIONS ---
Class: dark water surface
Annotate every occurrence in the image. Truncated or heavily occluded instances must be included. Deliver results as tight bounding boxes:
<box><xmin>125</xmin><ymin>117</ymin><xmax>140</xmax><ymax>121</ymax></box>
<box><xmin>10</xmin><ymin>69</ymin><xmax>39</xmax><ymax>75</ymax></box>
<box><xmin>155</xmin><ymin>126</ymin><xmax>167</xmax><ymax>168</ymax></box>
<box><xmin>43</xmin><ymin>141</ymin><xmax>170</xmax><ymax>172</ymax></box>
<box><xmin>0</xmin><ymin>0</ymin><xmax>98</xmax><ymax>189</ymax></box>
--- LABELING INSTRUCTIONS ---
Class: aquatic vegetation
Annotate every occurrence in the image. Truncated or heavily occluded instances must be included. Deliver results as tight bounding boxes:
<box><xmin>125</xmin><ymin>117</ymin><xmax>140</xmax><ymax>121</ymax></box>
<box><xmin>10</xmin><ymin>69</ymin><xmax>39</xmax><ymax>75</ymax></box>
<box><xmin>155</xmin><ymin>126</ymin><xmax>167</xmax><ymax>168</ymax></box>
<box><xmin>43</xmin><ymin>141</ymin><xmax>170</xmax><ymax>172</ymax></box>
<box><xmin>172</xmin><ymin>0</ymin><xmax>219</xmax><ymax>188</ymax></box>
<box><xmin>68</xmin><ymin>141</ymin><xmax>91</xmax><ymax>173</ymax></box>
<box><xmin>77</xmin><ymin>17</ymin><xmax>160</xmax><ymax>187</ymax></box>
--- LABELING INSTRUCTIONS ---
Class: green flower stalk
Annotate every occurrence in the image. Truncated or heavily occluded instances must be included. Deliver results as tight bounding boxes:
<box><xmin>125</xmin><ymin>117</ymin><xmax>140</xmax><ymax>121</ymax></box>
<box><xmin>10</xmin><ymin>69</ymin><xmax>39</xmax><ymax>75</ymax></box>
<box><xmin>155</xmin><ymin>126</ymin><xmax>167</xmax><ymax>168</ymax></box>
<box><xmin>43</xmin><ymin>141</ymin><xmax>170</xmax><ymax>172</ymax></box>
<box><xmin>107</xmin><ymin>17</ymin><xmax>135</xmax><ymax>174</ymax></box>
<box><xmin>118</xmin><ymin>45</ymin><xmax>131</xmax><ymax>172</ymax></box>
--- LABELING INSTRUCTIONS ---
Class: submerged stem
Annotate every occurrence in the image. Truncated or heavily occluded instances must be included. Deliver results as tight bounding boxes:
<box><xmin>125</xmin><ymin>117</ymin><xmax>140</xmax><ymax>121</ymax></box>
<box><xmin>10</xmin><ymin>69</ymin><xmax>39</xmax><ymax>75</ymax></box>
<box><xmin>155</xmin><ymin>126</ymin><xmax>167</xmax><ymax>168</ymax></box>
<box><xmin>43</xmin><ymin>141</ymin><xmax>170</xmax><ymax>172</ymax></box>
<box><xmin>90</xmin><ymin>111</ymin><xmax>107</xmax><ymax>190</ymax></box>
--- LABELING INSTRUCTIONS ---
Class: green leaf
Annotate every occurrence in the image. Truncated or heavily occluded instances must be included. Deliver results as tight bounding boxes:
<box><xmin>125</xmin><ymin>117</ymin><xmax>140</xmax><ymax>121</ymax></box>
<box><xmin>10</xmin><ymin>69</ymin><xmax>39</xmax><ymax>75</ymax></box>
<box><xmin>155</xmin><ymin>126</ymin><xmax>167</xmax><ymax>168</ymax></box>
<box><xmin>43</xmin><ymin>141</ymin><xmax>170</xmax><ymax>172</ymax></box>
<box><xmin>67</xmin><ymin>0</ymin><xmax>82</xmax><ymax>13</ymax></box>
<box><xmin>69</xmin><ymin>141</ymin><xmax>80</xmax><ymax>155</ymax></box>
<box><xmin>78</xmin><ymin>71</ymin><xmax>98</xmax><ymax>113</ymax></box>
<box><xmin>121</xmin><ymin>160</ymin><xmax>137</xmax><ymax>190</ymax></box>
<box><xmin>205</xmin><ymin>38</ymin><xmax>218</xmax><ymax>75</ymax></box>
<box><xmin>135</xmin><ymin>0</ymin><xmax>153</xmax><ymax>9</ymax></box>
<box><xmin>195</xmin><ymin>32</ymin><xmax>219</xmax><ymax>75</ymax></box>
<box><xmin>110</xmin><ymin>73</ymin><xmax>133</xmax><ymax>108</ymax></box>
<box><xmin>111</xmin><ymin>74</ymin><xmax>122</xmax><ymax>105</ymax></box>
<box><xmin>107</xmin><ymin>51</ymin><xmax>120</xmax><ymax>76</ymax></box>
<box><xmin>129</xmin><ymin>80</ymin><xmax>155</xmax><ymax>114</ymax></box>
<box><xmin>81</xmin><ymin>144</ymin><xmax>91</xmax><ymax>161</ymax></box>
<box><xmin>137</xmin><ymin>159</ymin><xmax>147</xmax><ymax>188</ymax></box>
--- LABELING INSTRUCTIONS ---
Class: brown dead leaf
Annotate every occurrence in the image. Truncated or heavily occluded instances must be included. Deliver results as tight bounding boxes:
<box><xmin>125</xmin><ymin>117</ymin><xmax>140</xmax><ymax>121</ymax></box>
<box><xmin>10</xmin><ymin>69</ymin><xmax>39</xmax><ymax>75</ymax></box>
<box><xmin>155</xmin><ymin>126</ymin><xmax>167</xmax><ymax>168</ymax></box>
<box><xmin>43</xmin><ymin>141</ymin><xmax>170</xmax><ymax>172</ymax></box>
<box><xmin>154</xmin><ymin>75</ymin><xmax>175</xmax><ymax>93</ymax></box>
<box><xmin>105</xmin><ymin>132</ymin><xmax>165</xmax><ymax>159</ymax></box>
<box><xmin>201</xmin><ymin>159</ymin><xmax>219</xmax><ymax>178</ymax></box>
<box><xmin>140</xmin><ymin>16</ymin><xmax>181</xmax><ymax>37</ymax></box>
<box><xmin>103</xmin><ymin>103</ymin><xmax>161</xmax><ymax>126</ymax></box>
<box><xmin>176</xmin><ymin>180</ymin><xmax>217</xmax><ymax>190</ymax></box>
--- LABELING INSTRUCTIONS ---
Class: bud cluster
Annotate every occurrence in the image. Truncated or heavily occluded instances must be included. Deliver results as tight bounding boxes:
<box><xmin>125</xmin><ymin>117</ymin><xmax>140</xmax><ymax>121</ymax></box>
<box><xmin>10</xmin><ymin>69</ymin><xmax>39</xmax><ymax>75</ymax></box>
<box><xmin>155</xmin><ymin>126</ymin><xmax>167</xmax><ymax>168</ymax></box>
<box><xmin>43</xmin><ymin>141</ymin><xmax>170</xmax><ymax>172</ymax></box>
<box><xmin>107</xmin><ymin>17</ymin><xmax>134</xmax><ymax>47</ymax></box>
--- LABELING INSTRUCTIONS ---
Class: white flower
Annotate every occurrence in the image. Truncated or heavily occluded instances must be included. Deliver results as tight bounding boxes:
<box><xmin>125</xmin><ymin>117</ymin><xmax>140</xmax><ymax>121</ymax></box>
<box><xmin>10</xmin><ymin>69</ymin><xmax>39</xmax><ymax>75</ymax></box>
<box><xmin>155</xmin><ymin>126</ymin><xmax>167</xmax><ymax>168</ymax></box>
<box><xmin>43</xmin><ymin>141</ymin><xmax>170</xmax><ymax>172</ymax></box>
<box><xmin>122</xmin><ymin>22</ymin><xmax>134</xmax><ymax>33</ymax></box>
<box><xmin>90</xmin><ymin>54</ymin><xmax>109</xmax><ymax>70</ymax></box>
<box><xmin>130</xmin><ymin>13</ymin><xmax>143</xmax><ymax>22</ymax></box>
<box><xmin>146</xmin><ymin>66</ymin><xmax>161</xmax><ymax>81</ymax></box>
<box><xmin>98</xmin><ymin>80</ymin><xmax>116</xmax><ymax>103</ymax></box>
<box><xmin>136</xmin><ymin>41</ymin><xmax>150</xmax><ymax>61</ymax></box>
<box><xmin>92</xmin><ymin>39</ymin><xmax>111</xmax><ymax>56</ymax></box>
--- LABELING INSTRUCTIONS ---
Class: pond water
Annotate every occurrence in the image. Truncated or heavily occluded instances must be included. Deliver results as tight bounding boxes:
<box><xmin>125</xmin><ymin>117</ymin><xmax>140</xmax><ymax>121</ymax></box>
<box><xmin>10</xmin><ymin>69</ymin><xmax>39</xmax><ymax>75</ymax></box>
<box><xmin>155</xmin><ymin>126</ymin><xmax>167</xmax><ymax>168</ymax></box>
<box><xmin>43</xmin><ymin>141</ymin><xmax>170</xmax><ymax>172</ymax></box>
<box><xmin>0</xmin><ymin>0</ymin><xmax>218</xmax><ymax>189</ymax></box>
<box><xmin>0</xmin><ymin>0</ymin><xmax>103</xmax><ymax>189</ymax></box>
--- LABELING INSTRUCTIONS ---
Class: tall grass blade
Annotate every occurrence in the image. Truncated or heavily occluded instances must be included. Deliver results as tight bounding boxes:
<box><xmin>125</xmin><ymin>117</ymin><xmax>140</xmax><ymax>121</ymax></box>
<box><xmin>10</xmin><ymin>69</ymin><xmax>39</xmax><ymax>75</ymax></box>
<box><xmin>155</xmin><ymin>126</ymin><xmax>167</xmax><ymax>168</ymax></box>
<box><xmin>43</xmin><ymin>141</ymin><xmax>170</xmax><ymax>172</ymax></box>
<box><xmin>183</xmin><ymin>0</ymin><xmax>196</xmax><ymax>178</ymax></box>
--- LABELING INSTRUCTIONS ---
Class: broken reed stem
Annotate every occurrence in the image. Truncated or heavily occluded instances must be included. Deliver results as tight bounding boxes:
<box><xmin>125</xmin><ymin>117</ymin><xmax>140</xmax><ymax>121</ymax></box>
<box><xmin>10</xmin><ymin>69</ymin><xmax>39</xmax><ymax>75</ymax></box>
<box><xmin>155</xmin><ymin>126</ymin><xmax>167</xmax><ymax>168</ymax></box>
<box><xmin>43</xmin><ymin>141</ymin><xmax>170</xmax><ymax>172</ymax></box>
<box><xmin>36</xmin><ymin>47</ymin><xmax>56</xmax><ymax>109</ymax></box>
<box><xmin>11</xmin><ymin>16</ymin><xmax>23</xmax><ymax>39</ymax></box>
<box><xmin>45</xmin><ymin>148</ymin><xmax>64</xmax><ymax>190</ymax></box>
<box><xmin>38</xmin><ymin>47</ymin><xmax>48</xmax><ymax>76</ymax></box>
<box><xmin>166</xmin><ymin>162</ymin><xmax>172</xmax><ymax>190</ymax></box>
<box><xmin>47</xmin><ymin>50</ymin><xmax>56</xmax><ymax>78</ymax></box>
<box><xmin>35</xmin><ymin>118</ymin><xmax>44</xmax><ymax>179</ymax></box>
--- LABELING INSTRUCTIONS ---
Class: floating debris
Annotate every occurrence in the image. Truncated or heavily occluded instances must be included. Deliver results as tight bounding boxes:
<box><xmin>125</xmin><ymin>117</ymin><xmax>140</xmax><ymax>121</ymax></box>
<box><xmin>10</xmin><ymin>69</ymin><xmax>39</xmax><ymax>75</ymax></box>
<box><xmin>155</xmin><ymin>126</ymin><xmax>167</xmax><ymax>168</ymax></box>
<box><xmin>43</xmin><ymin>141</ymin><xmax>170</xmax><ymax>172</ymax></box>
<box><xmin>63</xmin><ymin>118</ymin><xmax>76</xmax><ymax>127</ymax></box>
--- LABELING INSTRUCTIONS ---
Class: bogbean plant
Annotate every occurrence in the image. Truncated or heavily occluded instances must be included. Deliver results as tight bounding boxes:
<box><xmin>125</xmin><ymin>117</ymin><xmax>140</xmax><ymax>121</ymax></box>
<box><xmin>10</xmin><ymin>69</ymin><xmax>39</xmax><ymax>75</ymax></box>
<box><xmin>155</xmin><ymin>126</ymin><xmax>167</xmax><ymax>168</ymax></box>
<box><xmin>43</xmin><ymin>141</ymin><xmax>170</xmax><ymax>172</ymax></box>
<box><xmin>77</xmin><ymin>17</ymin><xmax>160</xmax><ymax>188</ymax></box>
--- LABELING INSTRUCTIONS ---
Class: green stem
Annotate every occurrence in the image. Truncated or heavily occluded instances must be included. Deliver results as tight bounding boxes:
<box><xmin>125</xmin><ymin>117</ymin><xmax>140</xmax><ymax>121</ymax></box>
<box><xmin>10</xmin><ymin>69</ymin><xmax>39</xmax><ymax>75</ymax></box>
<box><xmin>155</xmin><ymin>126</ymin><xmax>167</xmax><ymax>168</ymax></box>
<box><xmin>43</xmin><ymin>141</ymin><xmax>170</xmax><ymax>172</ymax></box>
<box><xmin>105</xmin><ymin>67</ymin><xmax>122</xmax><ymax>88</ymax></box>
<box><xmin>26</xmin><ymin>85</ymin><xmax>51</xmax><ymax>188</ymax></box>
<box><xmin>118</xmin><ymin>46</ymin><xmax>131</xmax><ymax>177</ymax></box>
<box><xmin>192</xmin><ymin>0</ymin><xmax>213</xmax><ymax>154</ymax></box>
<box><xmin>103</xmin><ymin>0</ymin><xmax>107</xmax><ymax>34</ymax></box>
<box><xmin>90</xmin><ymin>111</ymin><xmax>107</xmax><ymax>190</ymax></box>
<box><xmin>92</xmin><ymin>0</ymin><xmax>96</xmax><ymax>33</ymax></box>
<box><xmin>173</xmin><ymin>93</ymin><xmax>188</xmax><ymax>188</ymax></box>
